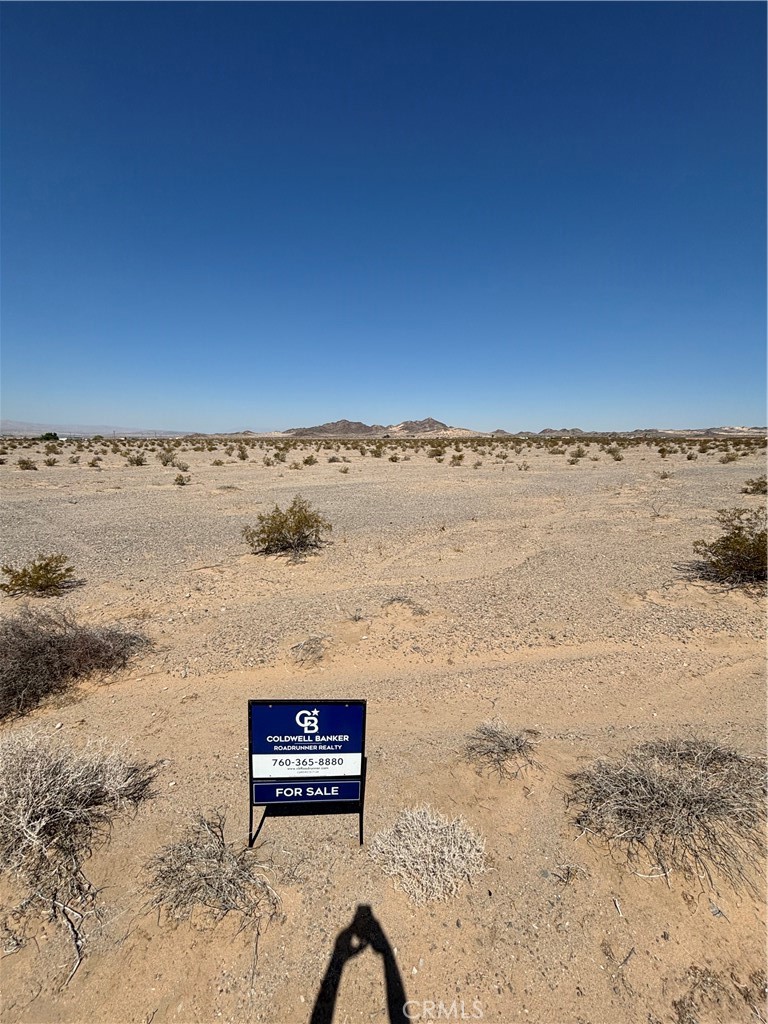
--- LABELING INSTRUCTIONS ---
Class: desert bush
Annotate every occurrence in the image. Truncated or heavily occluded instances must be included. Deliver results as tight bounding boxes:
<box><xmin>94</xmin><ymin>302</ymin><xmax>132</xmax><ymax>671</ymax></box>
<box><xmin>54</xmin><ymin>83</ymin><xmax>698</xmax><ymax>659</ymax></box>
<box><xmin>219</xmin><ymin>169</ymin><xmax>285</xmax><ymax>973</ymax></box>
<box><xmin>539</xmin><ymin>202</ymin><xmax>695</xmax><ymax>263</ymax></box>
<box><xmin>370</xmin><ymin>806</ymin><xmax>486</xmax><ymax>903</ymax></box>
<box><xmin>156</xmin><ymin>449</ymin><xmax>175</xmax><ymax>466</ymax></box>
<box><xmin>68</xmin><ymin>454</ymin><xmax>81</xmax><ymax>464</ymax></box>
<box><xmin>263</xmin><ymin>456</ymin><xmax>275</xmax><ymax>466</ymax></box>
<box><xmin>327</xmin><ymin>455</ymin><xmax>341</xmax><ymax>463</ymax></box>
<box><xmin>569</xmin><ymin>739</ymin><xmax>766</xmax><ymax>889</ymax></box>
<box><xmin>126</xmin><ymin>453</ymin><xmax>147</xmax><ymax>466</ymax></box>
<box><xmin>389</xmin><ymin>454</ymin><xmax>399</xmax><ymax>462</ymax></box>
<box><xmin>1</xmin><ymin>553</ymin><xmax>76</xmax><ymax>596</ymax></box>
<box><xmin>691</xmin><ymin>507</ymin><xmax>766</xmax><ymax>585</ymax></box>
<box><xmin>211</xmin><ymin>459</ymin><xmax>224</xmax><ymax>466</ymax></box>
<box><xmin>87</xmin><ymin>457</ymin><xmax>101</xmax><ymax>468</ymax></box>
<box><xmin>17</xmin><ymin>458</ymin><xmax>37</xmax><ymax>470</ymax></box>
<box><xmin>237</xmin><ymin>446</ymin><xmax>248</xmax><ymax>461</ymax></box>
<box><xmin>145</xmin><ymin>809</ymin><xmax>279</xmax><ymax>928</ymax></box>
<box><xmin>174</xmin><ymin>473</ymin><xmax>191</xmax><ymax>486</ymax></box>
<box><xmin>686</xmin><ymin>451</ymin><xmax>698</xmax><ymax>461</ymax></box>
<box><xmin>450</xmin><ymin>454</ymin><xmax>464</xmax><ymax>467</ymax></box>
<box><xmin>339</xmin><ymin>466</ymin><xmax>349</xmax><ymax>474</ymax></box>
<box><xmin>0</xmin><ymin>608</ymin><xmax>148</xmax><ymax>720</ymax></box>
<box><xmin>303</xmin><ymin>454</ymin><xmax>318</xmax><ymax>466</ymax></box>
<box><xmin>172</xmin><ymin>459</ymin><xmax>189</xmax><ymax>472</ymax></box>
<box><xmin>0</xmin><ymin>729</ymin><xmax>156</xmax><ymax>965</ymax></box>
<box><xmin>465</xmin><ymin>720</ymin><xmax>540</xmax><ymax>779</ymax></box>
<box><xmin>273</xmin><ymin>450</ymin><xmax>287</xmax><ymax>463</ymax></box>
<box><xmin>719</xmin><ymin>452</ymin><xmax>739</xmax><ymax>464</ymax></box>
<box><xmin>43</xmin><ymin>456</ymin><xmax>58</xmax><ymax>467</ymax></box>
<box><xmin>742</xmin><ymin>475</ymin><xmax>767</xmax><ymax>495</ymax></box>
<box><xmin>242</xmin><ymin>495</ymin><xmax>331</xmax><ymax>556</ymax></box>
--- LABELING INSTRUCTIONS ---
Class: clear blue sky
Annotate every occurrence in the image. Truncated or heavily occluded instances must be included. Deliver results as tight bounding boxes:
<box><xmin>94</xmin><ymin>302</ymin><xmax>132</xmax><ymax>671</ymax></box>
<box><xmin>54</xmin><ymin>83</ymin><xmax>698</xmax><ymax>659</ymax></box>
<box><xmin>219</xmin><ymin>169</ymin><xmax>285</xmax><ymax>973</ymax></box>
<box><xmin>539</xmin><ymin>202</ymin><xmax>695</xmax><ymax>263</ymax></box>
<box><xmin>2</xmin><ymin>2</ymin><xmax>765</xmax><ymax>432</ymax></box>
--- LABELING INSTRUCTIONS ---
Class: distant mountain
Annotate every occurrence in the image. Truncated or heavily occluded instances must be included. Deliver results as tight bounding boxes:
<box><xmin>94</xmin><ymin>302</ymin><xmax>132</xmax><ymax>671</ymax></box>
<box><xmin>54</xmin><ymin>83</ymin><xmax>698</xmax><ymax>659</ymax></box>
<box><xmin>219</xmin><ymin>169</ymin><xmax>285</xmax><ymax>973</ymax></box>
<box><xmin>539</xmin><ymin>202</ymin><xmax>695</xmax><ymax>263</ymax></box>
<box><xmin>389</xmin><ymin>417</ymin><xmax>449</xmax><ymax>434</ymax></box>
<box><xmin>283</xmin><ymin>417</ymin><xmax>459</xmax><ymax>436</ymax></box>
<box><xmin>283</xmin><ymin>419</ymin><xmax>385</xmax><ymax>437</ymax></box>
<box><xmin>0</xmin><ymin>419</ymin><xmax>189</xmax><ymax>438</ymax></box>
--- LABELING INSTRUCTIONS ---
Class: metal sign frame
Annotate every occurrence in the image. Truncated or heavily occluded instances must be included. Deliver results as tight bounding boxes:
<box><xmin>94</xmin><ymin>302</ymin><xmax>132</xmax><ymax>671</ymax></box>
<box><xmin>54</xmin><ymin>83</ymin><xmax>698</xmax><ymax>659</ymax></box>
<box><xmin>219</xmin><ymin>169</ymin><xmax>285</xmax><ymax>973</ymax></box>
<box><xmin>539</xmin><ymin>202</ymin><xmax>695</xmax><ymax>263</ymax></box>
<box><xmin>248</xmin><ymin>699</ymin><xmax>367</xmax><ymax>846</ymax></box>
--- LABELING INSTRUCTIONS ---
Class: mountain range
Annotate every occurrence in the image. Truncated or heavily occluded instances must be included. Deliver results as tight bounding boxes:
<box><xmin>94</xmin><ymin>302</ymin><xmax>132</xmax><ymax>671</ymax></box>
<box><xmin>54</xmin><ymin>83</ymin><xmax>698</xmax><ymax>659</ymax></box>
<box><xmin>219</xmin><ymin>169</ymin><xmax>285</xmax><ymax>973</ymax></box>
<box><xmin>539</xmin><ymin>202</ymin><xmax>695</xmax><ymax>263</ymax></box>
<box><xmin>1</xmin><ymin>418</ymin><xmax>764</xmax><ymax>439</ymax></box>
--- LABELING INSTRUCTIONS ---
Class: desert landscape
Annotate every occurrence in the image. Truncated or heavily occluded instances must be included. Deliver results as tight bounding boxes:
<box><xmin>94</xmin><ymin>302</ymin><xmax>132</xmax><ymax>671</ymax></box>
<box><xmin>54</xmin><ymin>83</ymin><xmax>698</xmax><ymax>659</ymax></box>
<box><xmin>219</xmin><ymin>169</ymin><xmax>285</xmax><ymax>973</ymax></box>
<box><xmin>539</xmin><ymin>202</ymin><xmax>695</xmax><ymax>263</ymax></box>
<box><xmin>0</xmin><ymin>429</ymin><xmax>765</xmax><ymax>1024</ymax></box>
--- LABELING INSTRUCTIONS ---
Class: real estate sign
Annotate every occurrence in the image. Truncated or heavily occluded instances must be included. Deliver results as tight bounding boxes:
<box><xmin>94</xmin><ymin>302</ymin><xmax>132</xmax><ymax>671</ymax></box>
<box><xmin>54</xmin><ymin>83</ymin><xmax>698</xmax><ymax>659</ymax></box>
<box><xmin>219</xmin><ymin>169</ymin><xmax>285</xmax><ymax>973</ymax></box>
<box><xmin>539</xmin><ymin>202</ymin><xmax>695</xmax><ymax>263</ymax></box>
<box><xmin>248</xmin><ymin>699</ymin><xmax>367</xmax><ymax>842</ymax></box>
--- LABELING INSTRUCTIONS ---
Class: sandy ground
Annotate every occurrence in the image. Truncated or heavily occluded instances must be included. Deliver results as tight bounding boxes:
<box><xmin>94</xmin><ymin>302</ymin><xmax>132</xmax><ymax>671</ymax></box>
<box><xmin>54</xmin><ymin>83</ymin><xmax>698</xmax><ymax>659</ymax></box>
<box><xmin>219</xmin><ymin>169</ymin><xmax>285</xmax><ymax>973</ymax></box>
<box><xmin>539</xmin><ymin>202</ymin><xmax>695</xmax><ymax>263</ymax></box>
<box><xmin>0</xmin><ymin>439</ymin><xmax>765</xmax><ymax>1024</ymax></box>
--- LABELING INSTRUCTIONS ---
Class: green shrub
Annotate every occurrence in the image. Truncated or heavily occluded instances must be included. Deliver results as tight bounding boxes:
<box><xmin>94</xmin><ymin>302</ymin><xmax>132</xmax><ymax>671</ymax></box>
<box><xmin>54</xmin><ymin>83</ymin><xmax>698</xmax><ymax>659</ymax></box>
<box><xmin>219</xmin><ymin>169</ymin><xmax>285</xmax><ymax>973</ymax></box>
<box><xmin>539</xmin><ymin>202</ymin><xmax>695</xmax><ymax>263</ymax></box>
<box><xmin>43</xmin><ymin>457</ymin><xmax>58</xmax><ymax>467</ymax></box>
<box><xmin>303</xmin><ymin>454</ymin><xmax>318</xmax><ymax>466</ymax></box>
<box><xmin>17</xmin><ymin>458</ymin><xmax>37</xmax><ymax>471</ymax></box>
<box><xmin>0</xmin><ymin>553</ymin><xmax>76</xmax><ymax>596</ymax></box>
<box><xmin>126</xmin><ymin>453</ymin><xmax>147</xmax><ymax>466</ymax></box>
<box><xmin>692</xmin><ymin>508</ymin><xmax>766</xmax><ymax>585</ymax></box>
<box><xmin>742</xmin><ymin>475</ymin><xmax>767</xmax><ymax>495</ymax></box>
<box><xmin>156</xmin><ymin>449</ymin><xmax>175</xmax><ymax>466</ymax></box>
<box><xmin>242</xmin><ymin>495</ymin><xmax>331</xmax><ymax>556</ymax></box>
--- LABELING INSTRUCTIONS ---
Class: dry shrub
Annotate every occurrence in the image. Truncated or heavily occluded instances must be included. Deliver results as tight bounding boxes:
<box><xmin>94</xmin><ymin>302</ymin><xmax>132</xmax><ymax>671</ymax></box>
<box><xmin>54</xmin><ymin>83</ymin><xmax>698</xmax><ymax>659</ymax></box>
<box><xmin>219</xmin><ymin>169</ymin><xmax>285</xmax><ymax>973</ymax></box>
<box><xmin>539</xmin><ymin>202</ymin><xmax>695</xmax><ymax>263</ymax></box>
<box><xmin>569</xmin><ymin>739</ymin><xmax>766</xmax><ymax>890</ymax></box>
<box><xmin>0</xmin><ymin>729</ymin><xmax>156</xmax><ymax>975</ymax></box>
<box><xmin>290</xmin><ymin>634</ymin><xmax>330</xmax><ymax>666</ymax></box>
<box><xmin>692</xmin><ymin>508</ymin><xmax>766</xmax><ymax>585</ymax></box>
<box><xmin>242</xmin><ymin>494</ymin><xmax>331</xmax><ymax>556</ymax></box>
<box><xmin>742</xmin><ymin>474</ymin><xmax>767</xmax><ymax>495</ymax></box>
<box><xmin>0</xmin><ymin>553</ymin><xmax>77</xmax><ymax>596</ymax></box>
<box><xmin>383</xmin><ymin>595</ymin><xmax>427</xmax><ymax>616</ymax></box>
<box><xmin>145</xmin><ymin>809</ymin><xmax>280</xmax><ymax>929</ymax></box>
<box><xmin>0</xmin><ymin>607</ymin><xmax>149</xmax><ymax>720</ymax></box>
<box><xmin>370</xmin><ymin>806</ymin><xmax>486</xmax><ymax>903</ymax></box>
<box><xmin>465</xmin><ymin>719</ymin><xmax>540</xmax><ymax>779</ymax></box>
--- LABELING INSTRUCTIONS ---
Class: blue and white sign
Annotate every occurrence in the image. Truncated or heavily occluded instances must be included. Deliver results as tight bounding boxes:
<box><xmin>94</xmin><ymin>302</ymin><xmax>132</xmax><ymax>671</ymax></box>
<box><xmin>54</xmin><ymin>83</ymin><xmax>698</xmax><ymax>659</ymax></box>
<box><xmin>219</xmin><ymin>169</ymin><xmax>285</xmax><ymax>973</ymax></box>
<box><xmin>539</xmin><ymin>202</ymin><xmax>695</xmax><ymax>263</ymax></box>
<box><xmin>248</xmin><ymin>700</ymin><xmax>366</xmax><ymax>808</ymax></box>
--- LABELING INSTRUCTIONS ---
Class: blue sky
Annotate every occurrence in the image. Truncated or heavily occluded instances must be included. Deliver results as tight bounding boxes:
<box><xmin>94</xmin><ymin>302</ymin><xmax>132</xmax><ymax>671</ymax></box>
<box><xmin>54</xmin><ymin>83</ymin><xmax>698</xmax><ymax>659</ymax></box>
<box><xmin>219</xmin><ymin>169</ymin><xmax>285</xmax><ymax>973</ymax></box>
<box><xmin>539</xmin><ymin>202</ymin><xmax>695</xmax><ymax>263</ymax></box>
<box><xmin>2</xmin><ymin>2</ymin><xmax>765</xmax><ymax>432</ymax></box>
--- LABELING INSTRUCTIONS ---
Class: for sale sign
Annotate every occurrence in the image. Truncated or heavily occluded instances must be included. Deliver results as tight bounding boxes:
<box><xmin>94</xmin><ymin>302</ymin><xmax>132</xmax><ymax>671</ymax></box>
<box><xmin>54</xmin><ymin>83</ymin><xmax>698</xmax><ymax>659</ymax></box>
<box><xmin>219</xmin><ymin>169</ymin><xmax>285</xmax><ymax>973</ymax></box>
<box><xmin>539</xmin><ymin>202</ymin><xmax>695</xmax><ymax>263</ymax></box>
<box><xmin>248</xmin><ymin>700</ymin><xmax>367</xmax><ymax>843</ymax></box>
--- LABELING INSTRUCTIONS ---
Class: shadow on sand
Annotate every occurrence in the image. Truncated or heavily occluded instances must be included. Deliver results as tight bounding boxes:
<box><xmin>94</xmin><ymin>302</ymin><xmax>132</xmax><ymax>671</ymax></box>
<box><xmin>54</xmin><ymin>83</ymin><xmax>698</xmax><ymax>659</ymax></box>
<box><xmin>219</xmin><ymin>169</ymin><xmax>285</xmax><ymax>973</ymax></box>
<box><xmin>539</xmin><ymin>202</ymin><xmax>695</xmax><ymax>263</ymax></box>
<box><xmin>310</xmin><ymin>904</ymin><xmax>408</xmax><ymax>1024</ymax></box>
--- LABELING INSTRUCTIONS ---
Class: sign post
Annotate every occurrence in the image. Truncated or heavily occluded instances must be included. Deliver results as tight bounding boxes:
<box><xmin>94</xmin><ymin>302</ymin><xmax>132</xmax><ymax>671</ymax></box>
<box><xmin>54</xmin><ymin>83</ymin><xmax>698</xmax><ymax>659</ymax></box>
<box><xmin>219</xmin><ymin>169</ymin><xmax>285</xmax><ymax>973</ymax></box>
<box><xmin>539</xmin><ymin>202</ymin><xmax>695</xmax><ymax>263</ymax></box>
<box><xmin>248</xmin><ymin>699</ymin><xmax>367</xmax><ymax>845</ymax></box>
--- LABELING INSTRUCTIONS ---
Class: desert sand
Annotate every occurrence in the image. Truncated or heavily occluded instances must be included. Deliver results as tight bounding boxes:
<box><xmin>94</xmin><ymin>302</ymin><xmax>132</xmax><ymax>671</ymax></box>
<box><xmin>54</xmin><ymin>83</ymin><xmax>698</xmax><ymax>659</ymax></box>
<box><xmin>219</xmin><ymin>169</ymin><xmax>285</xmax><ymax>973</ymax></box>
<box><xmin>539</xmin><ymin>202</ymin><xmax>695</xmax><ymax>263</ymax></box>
<box><xmin>1</xmin><ymin>436</ymin><xmax>765</xmax><ymax>1024</ymax></box>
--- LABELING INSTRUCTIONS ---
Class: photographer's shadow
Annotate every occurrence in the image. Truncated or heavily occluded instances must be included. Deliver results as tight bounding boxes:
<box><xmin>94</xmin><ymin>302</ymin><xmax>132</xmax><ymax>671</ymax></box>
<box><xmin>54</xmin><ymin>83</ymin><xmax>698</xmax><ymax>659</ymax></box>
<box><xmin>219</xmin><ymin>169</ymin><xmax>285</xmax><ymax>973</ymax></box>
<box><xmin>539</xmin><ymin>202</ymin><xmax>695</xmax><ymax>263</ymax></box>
<box><xmin>310</xmin><ymin>904</ymin><xmax>408</xmax><ymax>1024</ymax></box>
